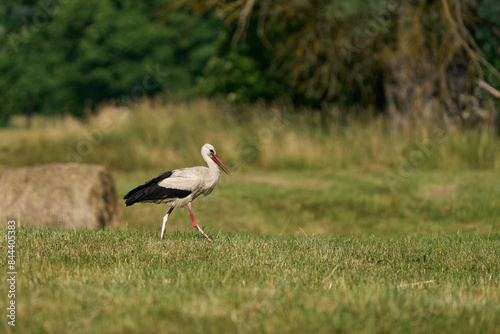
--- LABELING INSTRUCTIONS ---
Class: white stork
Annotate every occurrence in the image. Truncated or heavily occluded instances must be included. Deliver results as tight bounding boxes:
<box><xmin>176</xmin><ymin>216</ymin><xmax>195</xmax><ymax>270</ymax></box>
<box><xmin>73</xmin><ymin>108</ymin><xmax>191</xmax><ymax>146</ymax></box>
<box><xmin>124</xmin><ymin>143</ymin><xmax>229</xmax><ymax>242</ymax></box>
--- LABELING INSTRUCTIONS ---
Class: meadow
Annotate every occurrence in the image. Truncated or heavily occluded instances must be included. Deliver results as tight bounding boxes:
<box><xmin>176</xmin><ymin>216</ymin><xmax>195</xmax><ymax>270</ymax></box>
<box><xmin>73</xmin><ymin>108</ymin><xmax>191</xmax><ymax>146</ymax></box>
<box><xmin>1</xmin><ymin>100</ymin><xmax>500</xmax><ymax>333</ymax></box>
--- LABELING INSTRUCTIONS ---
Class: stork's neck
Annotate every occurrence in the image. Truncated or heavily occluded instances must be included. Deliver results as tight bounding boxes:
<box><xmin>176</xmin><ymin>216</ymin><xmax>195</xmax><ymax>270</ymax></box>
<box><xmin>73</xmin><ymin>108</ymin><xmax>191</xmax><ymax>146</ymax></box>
<box><xmin>204</xmin><ymin>154</ymin><xmax>221</xmax><ymax>179</ymax></box>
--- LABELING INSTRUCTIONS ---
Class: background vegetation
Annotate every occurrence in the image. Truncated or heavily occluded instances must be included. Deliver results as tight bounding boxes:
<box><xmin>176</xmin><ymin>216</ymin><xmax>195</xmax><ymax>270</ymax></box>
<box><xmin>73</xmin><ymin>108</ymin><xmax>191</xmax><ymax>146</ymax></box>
<box><xmin>0</xmin><ymin>0</ymin><xmax>499</xmax><ymax>125</ymax></box>
<box><xmin>1</xmin><ymin>0</ymin><xmax>500</xmax><ymax>333</ymax></box>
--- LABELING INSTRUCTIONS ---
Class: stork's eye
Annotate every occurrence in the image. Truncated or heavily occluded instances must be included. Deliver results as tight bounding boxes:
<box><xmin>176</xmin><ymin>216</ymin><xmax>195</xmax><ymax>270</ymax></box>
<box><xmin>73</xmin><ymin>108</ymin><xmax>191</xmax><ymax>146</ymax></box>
<box><xmin>210</xmin><ymin>149</ymin><xmax>215</xmax><ymax>155</ymax></box>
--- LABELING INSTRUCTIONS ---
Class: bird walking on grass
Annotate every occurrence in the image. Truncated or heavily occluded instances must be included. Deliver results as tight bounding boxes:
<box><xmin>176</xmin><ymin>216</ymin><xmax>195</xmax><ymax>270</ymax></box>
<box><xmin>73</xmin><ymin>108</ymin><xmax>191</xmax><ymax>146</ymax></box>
<box><xmin>124</xmin><ymin>144</ymin><xmax>230</xmax><ymax>242</ymax></box>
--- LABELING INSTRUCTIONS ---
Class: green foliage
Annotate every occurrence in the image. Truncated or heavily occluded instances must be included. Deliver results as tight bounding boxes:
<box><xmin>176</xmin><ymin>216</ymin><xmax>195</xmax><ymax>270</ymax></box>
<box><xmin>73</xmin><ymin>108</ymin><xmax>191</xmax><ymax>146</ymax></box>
<box><xmin>187</xmin><ymin>0</ymin><xmax>499</xmax><ymax>116</ymax></box>
<box><xmin>0</xmin><ymin>0</ymin><xmax>220</xmax><ymax>123</ymax></box>
<box><xmin>0</xmin><ymin>0</ymin><xmax>499</xmax><ymax>124</ymax></box>
<box><xmin>476</xmin><ymin>0</ymin><xmax>500</xmax><ymax>89</ymax></box>
<box><xmin>198</xmin><ymin>49</ymin><xmax>287</xmax><ymax>102</ymax></box>
<box><xmin>182</xmin><ymin>0</ymin><xmax>400</xmax><ymax>107</ymax></box>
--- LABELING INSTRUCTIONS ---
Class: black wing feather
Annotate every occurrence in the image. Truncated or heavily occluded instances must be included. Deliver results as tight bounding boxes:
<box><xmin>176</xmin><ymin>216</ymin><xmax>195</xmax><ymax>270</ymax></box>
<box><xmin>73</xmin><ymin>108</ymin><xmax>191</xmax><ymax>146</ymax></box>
<box><xmin>124</xmin><ymin>171</ymin><xmax>191</xmax><ymax>206</ymax></box>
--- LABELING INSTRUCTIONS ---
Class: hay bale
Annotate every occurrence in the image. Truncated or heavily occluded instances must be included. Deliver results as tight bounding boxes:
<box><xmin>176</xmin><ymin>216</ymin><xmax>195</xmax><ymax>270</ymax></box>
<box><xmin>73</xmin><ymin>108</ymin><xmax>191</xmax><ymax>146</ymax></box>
<box><xmin>0</xmin><ymin>163</ymin><xmax>120</xmax><ymax>228</ymax></box>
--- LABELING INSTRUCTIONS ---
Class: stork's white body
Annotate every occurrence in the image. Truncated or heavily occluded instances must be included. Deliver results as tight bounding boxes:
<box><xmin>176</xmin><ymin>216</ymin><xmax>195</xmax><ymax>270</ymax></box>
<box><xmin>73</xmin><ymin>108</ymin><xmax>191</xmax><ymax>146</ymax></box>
<box><xmin>154</xmin><ymin>165</ymin><xmax>220</xmax><ymax>208</ymax></box>
<box><xmin>124</xmin><ymin>144</ymin><xmax>229</xmax><ymax>242</ymax></box>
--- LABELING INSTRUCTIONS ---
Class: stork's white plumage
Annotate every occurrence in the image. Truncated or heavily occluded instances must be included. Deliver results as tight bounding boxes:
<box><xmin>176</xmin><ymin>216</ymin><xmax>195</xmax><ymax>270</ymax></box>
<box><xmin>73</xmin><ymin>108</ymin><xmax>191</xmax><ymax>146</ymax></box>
<box><xmin>124</xmin><ymin>144</ymin><xmax>229</xmax><ymax>242</ymax></box>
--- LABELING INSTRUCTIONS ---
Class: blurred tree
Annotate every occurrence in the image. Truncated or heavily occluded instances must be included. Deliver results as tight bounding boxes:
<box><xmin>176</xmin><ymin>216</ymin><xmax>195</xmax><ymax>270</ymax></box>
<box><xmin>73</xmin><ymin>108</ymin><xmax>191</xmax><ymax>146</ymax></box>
<box><xmin>184</xmin><ymin>0</ymin><xmax>500</xmax><ymax>124</ymax></box>
<box><xmin>1</xmin><ymin>0</ymin><xmax>499</xmax><ymax>126</ymax></box>
<box><xmin>476</xmin><ymin>0</ymin><xmax>500</xmax><ymax>89</ymax></box>
<box><xmin>183</xmin><ymin>0</ymin><xmax>390</xmax><ymax>109</ymax></box>
<box><xmin>383</xmin><ymin>0</ymin><xmax>500</xmax><ymax>125</ymax></box>
<box><xmin>0</xmin><ymin>0</ymin><xmax>220</xmax><ymax>125</ymax></box>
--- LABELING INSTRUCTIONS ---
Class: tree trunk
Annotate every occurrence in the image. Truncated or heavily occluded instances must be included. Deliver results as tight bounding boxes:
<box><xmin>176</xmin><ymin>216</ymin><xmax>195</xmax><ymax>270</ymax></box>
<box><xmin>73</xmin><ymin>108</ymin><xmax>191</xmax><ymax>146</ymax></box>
<box><xmin>383</xmin><ymin>1</ymin><xmax>489</xmax><ymax>127</ymax></box>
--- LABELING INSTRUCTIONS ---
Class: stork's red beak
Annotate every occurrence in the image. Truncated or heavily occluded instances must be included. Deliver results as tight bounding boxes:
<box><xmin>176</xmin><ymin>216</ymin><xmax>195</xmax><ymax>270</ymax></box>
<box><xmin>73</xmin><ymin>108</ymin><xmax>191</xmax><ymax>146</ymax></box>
<box><xmin>211</xmin><ymin>154</ymin><xmax>230</xmax><ymax>175</ymax></box>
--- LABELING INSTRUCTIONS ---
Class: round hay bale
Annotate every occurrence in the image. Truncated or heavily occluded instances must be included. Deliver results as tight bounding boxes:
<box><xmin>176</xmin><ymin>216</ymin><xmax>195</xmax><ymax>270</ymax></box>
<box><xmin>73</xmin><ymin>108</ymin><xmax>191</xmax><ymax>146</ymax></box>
<box><xmin>0</xmin><ymin>163</ymin><xmax>120</xmax><ymax>228</ymax></box>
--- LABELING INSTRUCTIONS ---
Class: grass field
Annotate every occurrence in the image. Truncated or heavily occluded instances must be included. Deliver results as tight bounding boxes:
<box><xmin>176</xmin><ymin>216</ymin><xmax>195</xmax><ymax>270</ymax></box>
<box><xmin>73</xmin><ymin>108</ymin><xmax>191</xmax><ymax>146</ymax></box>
<box><xmin>1</xmin><ymin>100</ymin><xmax>500</xmax><ymax>333</ymax></box>
<box><xmin>1</xmin><ymin>228</ymin><xmax>499</xmax><ymax>333</ymax></box>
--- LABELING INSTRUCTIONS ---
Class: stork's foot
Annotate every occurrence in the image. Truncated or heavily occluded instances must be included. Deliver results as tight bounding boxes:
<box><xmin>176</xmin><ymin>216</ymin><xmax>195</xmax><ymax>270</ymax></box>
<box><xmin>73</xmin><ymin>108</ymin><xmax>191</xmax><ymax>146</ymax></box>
<box><xmin>188</xmin><ymin>207</ymin><xmax>213</xmax><ymax>242</ymax></box>
<box><xmin>194</xmin><ymin>224</ymin><xmax>213</xmax><ymax>242</ymax></box>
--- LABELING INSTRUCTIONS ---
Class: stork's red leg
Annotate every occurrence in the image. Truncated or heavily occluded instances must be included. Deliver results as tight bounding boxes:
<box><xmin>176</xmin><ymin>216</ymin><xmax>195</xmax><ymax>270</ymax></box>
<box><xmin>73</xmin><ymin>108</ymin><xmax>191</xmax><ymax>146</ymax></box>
<box><xmin>161</xmin><ymin>207</ymin><xmax>174</xmax><ymax>239</ymax></box>
<box><xmin>188</xmin><ymin>208</ymin><xmax>213</xmax><ymax>242</ymax></box>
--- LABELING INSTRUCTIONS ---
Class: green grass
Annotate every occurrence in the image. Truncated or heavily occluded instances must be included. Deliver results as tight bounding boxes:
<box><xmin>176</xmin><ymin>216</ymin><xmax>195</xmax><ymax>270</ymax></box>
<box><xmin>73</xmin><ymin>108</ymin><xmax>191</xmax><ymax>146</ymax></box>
<box><xmin>1</xmin><ymin>227</ymin><xmax>499</xmax><ymax>333</ymax></box>
<box><xmin>1</xmin><ymin>100</ymin><xmax>500</xmax><ymax>172</ymax></box>
<box><xmin>118</xmin><ymin>169</ymin><xmax>500</xmax><ymax>237</ymax></box>
<box><xmin>1</xmin><ymin>100</ymin><xmax>500</xmax><ymax>332</ymax></box>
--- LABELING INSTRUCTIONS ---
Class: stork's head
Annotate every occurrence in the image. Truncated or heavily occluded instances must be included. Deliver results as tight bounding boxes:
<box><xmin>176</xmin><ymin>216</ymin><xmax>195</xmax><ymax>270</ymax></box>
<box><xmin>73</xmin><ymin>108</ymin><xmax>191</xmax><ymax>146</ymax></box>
<box><xmin>202</xmin><ymin>143</ymin><xmax>230</xmax><ymax>175</ymax></box>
